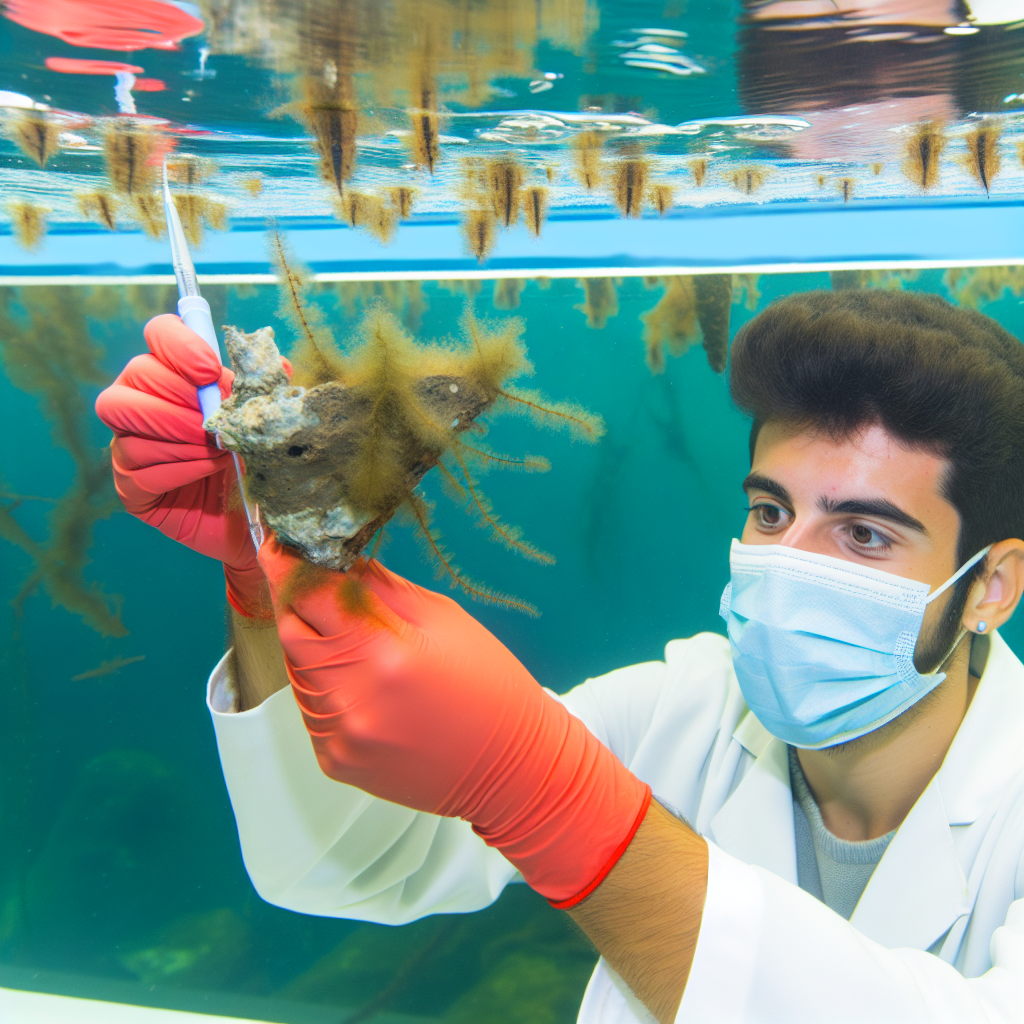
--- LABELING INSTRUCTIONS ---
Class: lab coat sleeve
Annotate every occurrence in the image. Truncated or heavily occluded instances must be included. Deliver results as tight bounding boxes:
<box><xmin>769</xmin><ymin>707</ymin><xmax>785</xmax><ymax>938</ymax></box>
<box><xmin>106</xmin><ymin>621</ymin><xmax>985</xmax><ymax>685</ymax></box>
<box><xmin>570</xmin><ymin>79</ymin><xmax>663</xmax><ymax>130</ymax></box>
<box><xmin>678</xmin><ymin>842</ymin><xmax>1024</xmax><ymax>1023</ymax></box>
<box><xmin>207</xmin><ymin>653</ymin><xmax>517</xmax><ymax>924</ymax></box>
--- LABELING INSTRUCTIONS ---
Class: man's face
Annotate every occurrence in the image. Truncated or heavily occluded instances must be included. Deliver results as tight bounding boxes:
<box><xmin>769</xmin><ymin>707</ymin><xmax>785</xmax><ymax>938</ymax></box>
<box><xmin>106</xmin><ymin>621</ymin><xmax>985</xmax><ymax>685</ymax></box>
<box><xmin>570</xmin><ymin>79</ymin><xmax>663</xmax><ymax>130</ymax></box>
<box><xmin>742</xmin><ymin>420</ymin><xmax>964</xmax><ymax>670</ymax></box>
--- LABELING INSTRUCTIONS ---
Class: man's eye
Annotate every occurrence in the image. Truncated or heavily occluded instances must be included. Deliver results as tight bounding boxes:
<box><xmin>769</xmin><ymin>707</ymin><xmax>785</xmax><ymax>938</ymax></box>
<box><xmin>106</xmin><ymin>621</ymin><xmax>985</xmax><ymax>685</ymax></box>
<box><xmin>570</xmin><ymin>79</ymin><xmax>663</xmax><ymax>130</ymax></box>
<box><xmin>849</xmin><ymin>523</ymin><xmax>890</xmax><ymax>549</ymax></box>
<box><xmin>748</xmin><ymin>503</ymin><xmax>785</xmax><ymax>528</ymax></box>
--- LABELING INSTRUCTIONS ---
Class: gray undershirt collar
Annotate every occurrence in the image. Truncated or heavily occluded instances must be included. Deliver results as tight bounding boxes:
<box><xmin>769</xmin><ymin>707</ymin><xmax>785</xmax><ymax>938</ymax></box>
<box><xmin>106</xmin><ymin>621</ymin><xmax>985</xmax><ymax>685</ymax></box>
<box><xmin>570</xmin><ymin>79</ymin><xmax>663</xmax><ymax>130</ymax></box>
<box><xmin>790</xmin><ymin>746</ymin><xmax>895</xmax><ymax>920</ymax></box>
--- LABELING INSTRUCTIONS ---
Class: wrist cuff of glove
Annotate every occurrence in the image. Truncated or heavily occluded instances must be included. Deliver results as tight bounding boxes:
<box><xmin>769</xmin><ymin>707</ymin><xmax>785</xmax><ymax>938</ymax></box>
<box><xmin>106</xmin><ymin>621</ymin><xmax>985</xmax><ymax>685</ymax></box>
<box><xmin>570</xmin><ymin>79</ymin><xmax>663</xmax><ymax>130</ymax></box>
<box><xmin>224</xmin><ymin>565</ymin><xmax>273</xmax><ymax>621</ymax></box>
<box><xmin>547</xmin><ymin>785</ymin><xmax>652</xmax><ymax>910</ymax></box>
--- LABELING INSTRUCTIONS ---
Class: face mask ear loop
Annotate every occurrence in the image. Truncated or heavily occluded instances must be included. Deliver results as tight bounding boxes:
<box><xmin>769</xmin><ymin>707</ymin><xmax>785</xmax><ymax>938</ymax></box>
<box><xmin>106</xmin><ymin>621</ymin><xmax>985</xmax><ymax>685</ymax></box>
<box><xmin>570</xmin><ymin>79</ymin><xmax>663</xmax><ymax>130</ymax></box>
<box><xmin>925</xmin><ymin>545</ymin><xmax>993</xmax><ymax>606</ymax></box>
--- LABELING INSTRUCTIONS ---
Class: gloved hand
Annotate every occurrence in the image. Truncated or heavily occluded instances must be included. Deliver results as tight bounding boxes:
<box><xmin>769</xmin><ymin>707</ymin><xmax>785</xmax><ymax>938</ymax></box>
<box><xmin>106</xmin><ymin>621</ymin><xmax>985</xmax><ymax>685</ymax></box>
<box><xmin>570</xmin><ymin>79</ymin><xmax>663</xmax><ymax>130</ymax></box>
<box><xmin>258</xmin><ymin>539</ymin><xmax>652</xmax><ymax>907</ymax></box>
<box><xmin>95</xmin><ymin>314</ymin><xmax>270</xmax><ymax>618</ymax></box>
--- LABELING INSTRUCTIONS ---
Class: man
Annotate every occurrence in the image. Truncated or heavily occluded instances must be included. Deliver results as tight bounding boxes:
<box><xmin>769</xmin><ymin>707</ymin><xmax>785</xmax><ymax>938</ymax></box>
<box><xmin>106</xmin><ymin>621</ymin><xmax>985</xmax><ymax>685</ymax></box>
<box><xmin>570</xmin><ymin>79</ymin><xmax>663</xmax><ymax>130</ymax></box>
<box><xmin>97</xmin><ymin>289</ymin><xmax>1024</xmax><ymax>1022</ymax></box>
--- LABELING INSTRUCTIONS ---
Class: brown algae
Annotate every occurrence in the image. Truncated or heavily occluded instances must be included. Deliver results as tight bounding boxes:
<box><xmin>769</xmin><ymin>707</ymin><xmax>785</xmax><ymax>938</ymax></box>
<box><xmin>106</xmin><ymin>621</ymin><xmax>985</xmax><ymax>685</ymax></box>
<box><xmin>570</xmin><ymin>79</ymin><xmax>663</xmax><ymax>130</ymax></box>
<box><xmin>522</xmin><ymin>186</ymin><xmax>548</xmax><ymax>237</ymax></box>
<box><xmin>9</xmin><ymin>201</ymin><xmax>48</xmax><ymax>251</ymax></box>
<box><xmin>11</xmin><ymin>110</ymin><xmax>61</xmax><ymax>167</ymax></box>
<box><xmin>207</xmin><ymin>241</ymin><xmax>604</xmax><ymax>614</ymax></box>
<box><xmin>961</xmin><ymin>125</ymin><xmax>1000</xmax><ymax>194</ymax></box>
<box><xmin>901</xmin><ymin>122</ymin><xmax>946</xmax><ymax>190</ymax></box>
<box><xmin>611</xmin><ymin>156</ymin><xmax>649</xmax><ymax>217</ymax></box>
<box><xmin>575</xmin><ymin>277</ymin><xmax>619</xmax><ymax>329</ymax></box>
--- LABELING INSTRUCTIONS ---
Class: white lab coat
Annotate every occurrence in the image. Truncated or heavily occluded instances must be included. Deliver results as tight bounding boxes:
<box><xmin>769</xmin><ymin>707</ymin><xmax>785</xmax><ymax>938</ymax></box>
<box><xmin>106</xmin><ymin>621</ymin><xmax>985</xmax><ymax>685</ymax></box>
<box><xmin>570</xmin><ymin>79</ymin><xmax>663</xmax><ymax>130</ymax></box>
<box><xmin>208</xmin><ymin>630</ymin><xmax>1024</xmax><ymax>1022</ymax></box>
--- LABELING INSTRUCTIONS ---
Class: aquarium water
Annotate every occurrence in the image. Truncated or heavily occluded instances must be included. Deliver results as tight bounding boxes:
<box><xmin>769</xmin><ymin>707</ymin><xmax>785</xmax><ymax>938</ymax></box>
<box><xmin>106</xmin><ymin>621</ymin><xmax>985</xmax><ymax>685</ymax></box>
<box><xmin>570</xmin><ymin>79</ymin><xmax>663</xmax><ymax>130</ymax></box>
<box><xmin>1</xmin><ymin>0</ymin><xmax>1023</xmax><ymax>1021</ymax></box>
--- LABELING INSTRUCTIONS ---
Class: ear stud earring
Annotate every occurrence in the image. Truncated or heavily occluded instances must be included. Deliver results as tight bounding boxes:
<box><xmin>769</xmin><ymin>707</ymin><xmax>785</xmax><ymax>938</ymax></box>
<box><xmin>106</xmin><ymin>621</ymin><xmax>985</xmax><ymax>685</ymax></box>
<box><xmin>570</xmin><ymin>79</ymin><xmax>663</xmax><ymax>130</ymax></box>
<box><xmin>977</xmin><ymin>621</ymin><xmax>988</xmax><ymax>633</ymax></box>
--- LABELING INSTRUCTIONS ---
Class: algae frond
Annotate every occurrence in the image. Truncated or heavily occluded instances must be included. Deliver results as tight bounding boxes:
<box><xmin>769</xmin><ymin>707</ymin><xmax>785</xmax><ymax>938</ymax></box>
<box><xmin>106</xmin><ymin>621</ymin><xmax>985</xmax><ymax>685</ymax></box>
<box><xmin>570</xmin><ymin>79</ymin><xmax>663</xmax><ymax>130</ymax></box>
<box><xmin>611</xmin><ymin>156</ymin><xmax>648</xmax><ymax>217</ymax></box>
<box><xmin>641</xmin><ymin>277</ymin><xmax>699</xmax><ymax>374</ymax></box>
<box><xmin>493</xmin><ymin>277</ymin><xmax>526</xmax><ymax>310</ymax></box>
<box><xmin>944</xmin><ymin>266</ymin><xmax>1024</xmax><ymax>309</ymax></box>
<box><xmin>0</xmin><ymin>287</ymin><xmax>126</xmax><ymax>636</ymax></box>
<box><xmin>522</xmin><ymin>186</ymin><xmax>548</xmax><ymax>237</ymax></box>
<box><xmin>901</xmin><ymin>122</ymin><xmax>946</xmax><ymax>190</ymax></box>
<box><xmin>961</xmin><ymin>125</ymin><xmax>1000</xmax><ymax>194</ymax></box>
<box><xmin>212</xmin><ymin>242</ymin><xmax>604</xmax><ymax>614</ymax></box>
<box><xmin>9</xmin><ymin>202</ymin><xmax>48</xmax><ymax>251</ymax></box>
<box><xmin>77</xmin><ymin>192</ymin><xmax>118</xmax><ymax>232</ymax></box>
<box><xmin>575</xmin><ymin>278</ymin><xmax>618</xmax><ymax>329</ymax></box>
<box><xmin>11</xmin><ymin>110</ymin><xmax>60</xmax><ymax>167</ymax></box>
<box><xmin>572</xmin><ymin>131</ymin><xmax>604</xmax><ymax>190</ymax></box>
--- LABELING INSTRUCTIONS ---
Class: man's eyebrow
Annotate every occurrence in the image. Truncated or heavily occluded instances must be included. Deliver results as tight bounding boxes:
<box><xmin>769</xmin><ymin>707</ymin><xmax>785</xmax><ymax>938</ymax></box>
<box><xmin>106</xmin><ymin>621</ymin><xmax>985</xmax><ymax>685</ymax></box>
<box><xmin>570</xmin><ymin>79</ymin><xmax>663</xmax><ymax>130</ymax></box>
<box><xmin>742</xmin><ymin>472</ymin><xmax>792</xmax><ymax>506</ymax></box>
<box><xmin>818</xmin><ymin>497</ymin><xmax>928</xmax><ymax>534</ymax></box>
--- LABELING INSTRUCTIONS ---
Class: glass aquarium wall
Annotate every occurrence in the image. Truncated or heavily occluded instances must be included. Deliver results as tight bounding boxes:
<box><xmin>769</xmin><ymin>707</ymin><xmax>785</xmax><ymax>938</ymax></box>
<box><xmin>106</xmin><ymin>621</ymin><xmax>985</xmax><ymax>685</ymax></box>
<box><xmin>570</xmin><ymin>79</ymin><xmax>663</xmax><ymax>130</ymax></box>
<box><xmin>2</xmin><ymin>0</ymin><xmax>1023</xmax><ymax>1019</ymax></box>
<box><xmin>1</xmin><ymin>265</ymin><xmax>1023</xmax><ymax>1022</ymax></box>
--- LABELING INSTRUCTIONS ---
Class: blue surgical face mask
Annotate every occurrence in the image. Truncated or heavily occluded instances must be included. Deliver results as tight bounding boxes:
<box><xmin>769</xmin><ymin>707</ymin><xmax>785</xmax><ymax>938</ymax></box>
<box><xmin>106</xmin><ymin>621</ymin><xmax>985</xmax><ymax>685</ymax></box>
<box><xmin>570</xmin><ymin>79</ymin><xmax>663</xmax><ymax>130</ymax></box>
<box><xmin>719</xmin><ymin>540</ymin><xmax>991</xmax><ymax>750</ymax></box>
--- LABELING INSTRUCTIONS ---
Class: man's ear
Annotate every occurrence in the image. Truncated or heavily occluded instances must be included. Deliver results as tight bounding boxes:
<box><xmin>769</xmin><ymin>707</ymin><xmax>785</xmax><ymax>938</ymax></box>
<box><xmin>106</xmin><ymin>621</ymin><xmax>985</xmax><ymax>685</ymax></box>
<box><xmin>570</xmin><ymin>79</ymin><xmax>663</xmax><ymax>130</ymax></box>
<box><xmin>963</xmin><ymin>539</ymin><xmax>1024</xmax><ymax>634</ymax></box>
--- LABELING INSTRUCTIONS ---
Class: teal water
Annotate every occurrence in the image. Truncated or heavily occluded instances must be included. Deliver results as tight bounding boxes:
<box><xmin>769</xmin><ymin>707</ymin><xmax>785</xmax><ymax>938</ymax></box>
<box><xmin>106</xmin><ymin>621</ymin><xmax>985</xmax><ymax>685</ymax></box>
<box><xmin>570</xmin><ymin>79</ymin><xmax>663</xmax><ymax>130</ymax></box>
<box><xmin>1</xmin><ymin>268</ymin><xmax>1023</xmax><ymax>1022</ymax></box>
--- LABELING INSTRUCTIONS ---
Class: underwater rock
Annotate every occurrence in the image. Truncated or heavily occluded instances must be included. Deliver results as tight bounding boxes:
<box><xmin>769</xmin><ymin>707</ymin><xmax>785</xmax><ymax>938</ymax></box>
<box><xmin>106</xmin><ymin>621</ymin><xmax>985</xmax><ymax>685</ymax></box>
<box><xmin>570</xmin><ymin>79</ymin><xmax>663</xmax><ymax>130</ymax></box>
<box><xmin>121</xmin><ymin>908</ymin><xmax>252</xmax><ymax>989</ymax></box>
<box><xmin>207</xmin><ymin>323</ymin><xmax>504</xmax><ymax>570</ymax></box>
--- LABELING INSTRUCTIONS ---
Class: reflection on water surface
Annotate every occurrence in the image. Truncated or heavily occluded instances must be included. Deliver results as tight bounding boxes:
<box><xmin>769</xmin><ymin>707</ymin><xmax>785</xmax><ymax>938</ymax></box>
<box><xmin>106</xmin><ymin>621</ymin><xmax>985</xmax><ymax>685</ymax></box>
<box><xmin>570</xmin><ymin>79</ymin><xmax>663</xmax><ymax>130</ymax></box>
<box><xmin>2</xmin><ymin>0</ymin><xmax>1022</xmax><ymax>253</ymax></box>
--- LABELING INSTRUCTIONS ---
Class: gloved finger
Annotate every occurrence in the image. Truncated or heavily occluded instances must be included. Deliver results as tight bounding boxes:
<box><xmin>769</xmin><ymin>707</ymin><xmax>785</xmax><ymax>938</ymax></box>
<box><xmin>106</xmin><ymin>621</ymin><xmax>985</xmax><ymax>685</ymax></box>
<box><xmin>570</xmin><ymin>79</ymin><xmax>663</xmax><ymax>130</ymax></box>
<box><xmin>113</xmin><ymin>447</ymin><xmax>230</xmax><ymax>495</ymax></box>
<box><xmin>144</xmin><ymin>314</ymin><xmax>223</xmax><ymax>387</ymax></box>
<box><xmin>356</xmin><ymin>557</ymin><xmax>465</xmax><ymax>630</ymax></box>
<box><xmin>96</xmin><ymin>384</ymin><xmax>209</xmax><ymax>444</ymax></box>
<box><xmin>113</xmin><ymin>435</ymin><xmax>224</xmax><ymax>474</ymax></box>
<box><xmin>259</xmin><ymin>538</ymin><xmax>404</xmax><ymax>638</ymax></box>
<box><xmin>114</xmin><ymin>352</ymin><xmax>234</xmax><ymax>410</ymax></box>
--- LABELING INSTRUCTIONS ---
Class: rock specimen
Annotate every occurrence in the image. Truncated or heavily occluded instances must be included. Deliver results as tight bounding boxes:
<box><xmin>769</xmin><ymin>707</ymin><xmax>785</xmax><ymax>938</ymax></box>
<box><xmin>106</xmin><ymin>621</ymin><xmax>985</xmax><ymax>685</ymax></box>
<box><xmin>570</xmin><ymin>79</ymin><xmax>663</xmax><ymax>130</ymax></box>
<box><xmin>208</xmin><ymin>318</ymin><xmax>503</xmax><ymax>570</ymax></box>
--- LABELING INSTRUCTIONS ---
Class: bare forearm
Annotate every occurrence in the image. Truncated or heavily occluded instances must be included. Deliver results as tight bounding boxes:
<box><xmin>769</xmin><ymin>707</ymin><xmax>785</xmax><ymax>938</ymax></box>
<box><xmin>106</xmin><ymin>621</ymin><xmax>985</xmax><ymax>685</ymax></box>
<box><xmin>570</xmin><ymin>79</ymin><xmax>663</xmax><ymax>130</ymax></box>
<box><xmin>228</xmin><ymin>608</ymin><xmax>290</xmax><ymax>711</ymax></box>
<box><xmin>569</xmin><ymin>800</ymin><xmax>708</xmax><ymax>1024</ymax></box>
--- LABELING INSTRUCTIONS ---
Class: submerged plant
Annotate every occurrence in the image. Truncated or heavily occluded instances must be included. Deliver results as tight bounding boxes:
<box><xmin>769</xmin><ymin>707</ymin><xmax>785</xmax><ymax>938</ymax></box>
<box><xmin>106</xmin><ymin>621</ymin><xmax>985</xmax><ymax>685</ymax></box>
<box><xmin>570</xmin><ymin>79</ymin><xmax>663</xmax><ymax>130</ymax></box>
<box><xmin>728</xmin><ymin>166</ymin><xmax>769</xmax><ymax>195</ymax></box>
<box><xmin>641</xmin><ymin>276</ymin><xmax>699</xmax><ymax>374</ymax></box>
<box><xmin>488</xmin><ymin>155</ymin><xmax>524</xmax><ymax>228</ymax></box>
<box><xmin>8</xmin><ymin>202</ymin><xmax>48</xmax><ymax>251</ymax></box>
<box><xmin>574</xmin><ymin>277</ymin><xmax>618</xmax><ymax>329</ymax></box>
<box><xmin>944</xmin><ymin>266</ymin><xmax>1024</xmax><ymax>309</ymax></box>
<box><xmin>209</xmin><ymin>240</ymin><xmax>603</xmax><ymax>614</ymax></box>
<box><xmin>493</xmin><ymin>277</ymin><xmax>526</xmax><ymax>310</ymax></box>
<box><xmin>640</xmin><ymin>275</ymin><xmax>735</xmax><ymax>374</ymax></box>
<box><xmin>286</xmin><ymin>75</ymin><xmax>360</xmax><ymax>199</ymax></box>
<box><xmin>649</xmin><ymin>183</ymin><xmax>674</xmax><ymax>216</ymax></box>
<box><xmin>732</xmin><ymin>274</ymin><xmax>761</xmax><ymax>311</ymax></box>
<box><xmin>689</xmin><ymin>158</ymin><xmax>708</xmax><ymax>187</ymax></box>
<box><xmin>901</xmin><ymin>122</ymin><xmax>946</xmax><ymax>190</ymax></box>
<box><xmin>10</xmin><ymin>110</ymin><xmax>60</xmax><ymax>167</ymax></box>
<box><xmin>0</xmin><ymin>287</ymin><xmax>125</xmax><ymax>636</ymax></box>
<box><xmin>103</xmin><ymin>121</ymin><xmax>160</xmax><ymax>197</ymax></box>
<box><xmin>611</xmin><ymin>156</ymin><xmax>648</xmax><ymax>217</ymax></box>
<box><xmin>961</xmin><ymin>124</ymin><xmax>1000</xmax><ymax>195</ymax></box>
<box><xmin>522</xmin><ymin>185</ymin><xmax>548</xmax><ymax>237</ymax></box>
<box><xmin>77</xmin><ymin>192</ymin><xmax>119</xmax><ymax>232</ymax></box>
<box><xmin>572</xmin><ymin>131</ymin><xmax>604</xmax><ymax>190</ymax></box>
<box><xmin>173</xmin><ymin>193</ymin><xmax>228</xmax><ymax>248</ymax></box>
<box><xmin>337</xmin><ymin>191</ymin><xmax>398</xmax><ymax>244</ymax></box>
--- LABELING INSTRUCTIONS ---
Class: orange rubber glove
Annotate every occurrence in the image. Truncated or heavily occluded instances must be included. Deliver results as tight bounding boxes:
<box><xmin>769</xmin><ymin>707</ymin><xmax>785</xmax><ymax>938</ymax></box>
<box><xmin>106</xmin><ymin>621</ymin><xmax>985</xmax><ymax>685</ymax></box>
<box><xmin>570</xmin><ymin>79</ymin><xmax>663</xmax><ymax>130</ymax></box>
<box><xmin>258</xmin><ymin>539</ymin><xmax>652</xmax><ymax>907</ymax></box>
<box><xmin>95</xmin><ymin>314</ymin><xmax>271</xmax><ymax>618</ymax></box>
